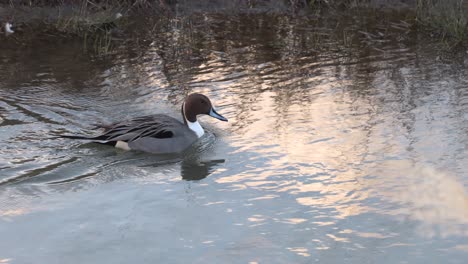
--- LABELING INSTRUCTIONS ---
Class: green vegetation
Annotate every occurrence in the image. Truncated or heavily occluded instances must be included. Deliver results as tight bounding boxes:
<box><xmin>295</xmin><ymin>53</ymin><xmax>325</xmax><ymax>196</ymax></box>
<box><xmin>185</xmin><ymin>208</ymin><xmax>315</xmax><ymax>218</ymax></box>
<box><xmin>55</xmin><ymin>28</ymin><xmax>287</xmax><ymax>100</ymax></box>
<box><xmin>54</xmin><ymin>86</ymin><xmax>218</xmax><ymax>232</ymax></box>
<box><xmin>1</xmin><ymin>0</ymin><xmax>155</xmax><ymax>55</ymax></box>
<box><xmin>305</xmin><ymin>0</ymin><xmax>467</xmax><ymax>44</ymax></box>
<box><xmin>416</xmin><ymin>0</ymin><xmax>467</xmax><ymax>44</ymax></box>
<box><xmin>1</xmin><ymin>0</ymin><xmax>467</xmax><ymax>51</ymax></box>
<box><xmin>52</xmin><ymin>6</ymin><xmax>125</xmax><ymax>54</ymax></box>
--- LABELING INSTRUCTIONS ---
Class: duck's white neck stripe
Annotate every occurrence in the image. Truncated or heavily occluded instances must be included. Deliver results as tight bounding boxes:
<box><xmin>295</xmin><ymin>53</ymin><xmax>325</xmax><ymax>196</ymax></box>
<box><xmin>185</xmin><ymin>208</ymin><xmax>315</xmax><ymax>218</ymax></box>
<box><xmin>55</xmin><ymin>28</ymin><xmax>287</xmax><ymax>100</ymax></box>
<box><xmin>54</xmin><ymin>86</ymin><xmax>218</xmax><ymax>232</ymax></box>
<box><xmin>183</xmin><ymin>102</ymin><xmax>204</xmax><ymax>138</ymax></box>
<box><xmin>187</xmin><ymin>120</ymin><xmax>204</xmax><ymax>138</ymax></box>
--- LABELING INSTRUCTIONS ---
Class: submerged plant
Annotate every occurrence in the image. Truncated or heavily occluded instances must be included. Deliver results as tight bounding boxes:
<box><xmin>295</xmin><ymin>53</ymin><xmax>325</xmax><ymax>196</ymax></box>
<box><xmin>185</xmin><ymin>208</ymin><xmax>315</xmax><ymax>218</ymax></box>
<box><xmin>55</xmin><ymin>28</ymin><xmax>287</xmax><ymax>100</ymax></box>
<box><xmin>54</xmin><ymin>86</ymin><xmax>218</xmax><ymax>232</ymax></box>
<box><xmin>82</xmin><ymin>30</ymin><xmax>113</xmax><ymax>55</ymax></box>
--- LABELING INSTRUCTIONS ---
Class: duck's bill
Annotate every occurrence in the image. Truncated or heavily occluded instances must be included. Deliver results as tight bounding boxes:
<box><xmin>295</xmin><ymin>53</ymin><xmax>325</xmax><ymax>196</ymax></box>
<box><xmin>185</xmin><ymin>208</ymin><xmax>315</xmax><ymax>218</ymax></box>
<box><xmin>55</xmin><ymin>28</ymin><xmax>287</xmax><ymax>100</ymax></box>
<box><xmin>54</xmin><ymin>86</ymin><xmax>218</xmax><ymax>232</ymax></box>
<box><xmin>209</xmin><ymin>108</ymin><xmax>228</xmax><ymax>122</ymax></box>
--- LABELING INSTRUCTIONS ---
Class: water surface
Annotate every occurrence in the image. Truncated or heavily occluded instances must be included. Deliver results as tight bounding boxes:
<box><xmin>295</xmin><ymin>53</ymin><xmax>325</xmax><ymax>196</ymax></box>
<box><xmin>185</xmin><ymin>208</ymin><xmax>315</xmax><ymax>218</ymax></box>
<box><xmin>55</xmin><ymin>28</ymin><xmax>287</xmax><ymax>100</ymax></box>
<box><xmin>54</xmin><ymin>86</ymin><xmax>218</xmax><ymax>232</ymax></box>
<box><xmin>0</xmin><ymin>12</ymin><xmax>467</xmax><ymax>263</ymax></box>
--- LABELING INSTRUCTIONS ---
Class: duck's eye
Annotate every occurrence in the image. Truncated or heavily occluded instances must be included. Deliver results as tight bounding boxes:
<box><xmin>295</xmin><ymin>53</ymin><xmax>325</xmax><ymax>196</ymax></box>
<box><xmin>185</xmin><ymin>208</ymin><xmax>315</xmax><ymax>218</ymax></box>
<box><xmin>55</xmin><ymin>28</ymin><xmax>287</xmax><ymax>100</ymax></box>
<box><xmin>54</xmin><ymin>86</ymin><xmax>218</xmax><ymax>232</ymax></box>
<box><xmin>200</xmin><ymin>100</ymin><xmax>207</xmax><ymax>104</ymax></box>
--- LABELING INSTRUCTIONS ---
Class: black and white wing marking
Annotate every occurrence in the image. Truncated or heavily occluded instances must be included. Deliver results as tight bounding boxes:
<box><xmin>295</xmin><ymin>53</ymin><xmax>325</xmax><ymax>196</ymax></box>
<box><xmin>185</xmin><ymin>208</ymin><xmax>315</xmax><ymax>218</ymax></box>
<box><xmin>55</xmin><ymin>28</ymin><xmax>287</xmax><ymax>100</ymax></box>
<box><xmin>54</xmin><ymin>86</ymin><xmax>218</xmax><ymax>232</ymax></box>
<box><xmin>61</xmin><ymin>115</ymin><xmax>184</xmax><ymax>142</ymax></box>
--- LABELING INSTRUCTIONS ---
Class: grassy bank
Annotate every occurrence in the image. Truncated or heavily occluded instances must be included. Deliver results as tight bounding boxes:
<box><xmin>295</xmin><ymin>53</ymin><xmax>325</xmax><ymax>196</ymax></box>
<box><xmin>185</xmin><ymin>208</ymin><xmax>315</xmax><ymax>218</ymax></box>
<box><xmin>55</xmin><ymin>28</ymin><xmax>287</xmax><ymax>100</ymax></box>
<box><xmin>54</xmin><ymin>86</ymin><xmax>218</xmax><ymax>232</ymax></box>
<box><xmin>305</xmin><ymin>0</ymin><xmax>466</xmax><ymax>44</ymax></box>
<box><xmin>416</xmin><ymin>0</ymin><xmax>467</xmax><ymax>43</ymax></box>
<box><xmin>1</xmin><ymin>0</ymin><xmax>466</xmax><ymax>51</ymax></box>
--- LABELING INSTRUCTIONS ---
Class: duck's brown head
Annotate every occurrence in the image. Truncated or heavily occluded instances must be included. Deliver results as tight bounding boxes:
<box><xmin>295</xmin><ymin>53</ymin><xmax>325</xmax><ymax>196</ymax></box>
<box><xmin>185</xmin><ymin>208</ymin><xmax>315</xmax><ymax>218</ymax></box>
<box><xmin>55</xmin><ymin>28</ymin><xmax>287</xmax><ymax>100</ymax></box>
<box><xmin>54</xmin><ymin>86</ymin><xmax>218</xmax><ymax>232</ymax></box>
<box><xmin>182</xmin><ymin>93</ymin><xmax>228</xmax><ymax>123</ymax></box>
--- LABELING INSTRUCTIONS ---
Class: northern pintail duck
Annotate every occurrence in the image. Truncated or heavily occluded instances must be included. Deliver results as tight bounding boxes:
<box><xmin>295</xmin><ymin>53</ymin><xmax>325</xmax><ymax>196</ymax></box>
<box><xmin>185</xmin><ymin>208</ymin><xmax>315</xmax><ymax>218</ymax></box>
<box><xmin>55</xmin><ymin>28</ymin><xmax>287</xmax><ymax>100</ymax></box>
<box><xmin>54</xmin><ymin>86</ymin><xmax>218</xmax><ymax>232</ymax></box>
<box><xmin>62</xmin><ymin>93</ymin><xmax>227</xmax><ymax>154</ymax></box>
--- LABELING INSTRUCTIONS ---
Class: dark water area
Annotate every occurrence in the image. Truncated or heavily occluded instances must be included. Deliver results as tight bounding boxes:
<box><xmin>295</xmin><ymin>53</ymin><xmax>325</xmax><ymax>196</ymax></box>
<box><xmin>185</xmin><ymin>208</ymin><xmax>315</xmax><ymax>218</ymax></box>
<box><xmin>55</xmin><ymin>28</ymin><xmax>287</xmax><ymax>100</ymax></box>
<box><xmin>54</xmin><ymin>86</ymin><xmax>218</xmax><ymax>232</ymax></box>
<box><xmin>0</xmin><ymin>11</ymin><xmax>467</xmax><ymax>263</ymax></box>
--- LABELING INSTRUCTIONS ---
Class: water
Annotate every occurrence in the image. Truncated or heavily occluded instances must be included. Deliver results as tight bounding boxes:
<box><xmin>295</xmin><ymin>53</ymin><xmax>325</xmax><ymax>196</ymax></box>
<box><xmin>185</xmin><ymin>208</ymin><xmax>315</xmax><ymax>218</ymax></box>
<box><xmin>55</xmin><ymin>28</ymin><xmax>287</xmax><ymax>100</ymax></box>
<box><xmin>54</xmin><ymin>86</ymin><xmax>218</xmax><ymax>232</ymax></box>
<box><xmin>1</xmin><ymin>12</ymin><xmax>468</xmax><ymax>263</ymax></box>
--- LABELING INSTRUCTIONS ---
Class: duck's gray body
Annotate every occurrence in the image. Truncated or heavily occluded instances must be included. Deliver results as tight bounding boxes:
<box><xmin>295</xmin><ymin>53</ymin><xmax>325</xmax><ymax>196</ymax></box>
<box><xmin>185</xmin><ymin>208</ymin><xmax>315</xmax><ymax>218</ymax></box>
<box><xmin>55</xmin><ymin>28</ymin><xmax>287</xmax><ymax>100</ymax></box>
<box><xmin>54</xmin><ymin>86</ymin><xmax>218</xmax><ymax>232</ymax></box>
<box><xmin>89</xmin><ymin>114</ymin><xmax>198</xmax><ymax>154</ymax></box>
<box><xmin>61</xmin><ymin>93</ymin><xmax>227</xmax><ymax>154</ymax></box>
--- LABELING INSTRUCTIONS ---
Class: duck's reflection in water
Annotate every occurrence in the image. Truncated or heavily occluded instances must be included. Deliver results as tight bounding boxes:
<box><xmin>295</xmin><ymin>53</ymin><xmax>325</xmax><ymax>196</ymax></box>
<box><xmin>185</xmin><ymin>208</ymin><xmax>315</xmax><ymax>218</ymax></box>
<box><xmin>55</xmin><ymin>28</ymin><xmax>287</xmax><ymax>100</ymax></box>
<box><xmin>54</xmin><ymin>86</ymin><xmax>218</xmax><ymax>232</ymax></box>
<box><xmin>180</xmin><ymin>159</ymin><xmax>225</xmax><ymax>181</ymax></box>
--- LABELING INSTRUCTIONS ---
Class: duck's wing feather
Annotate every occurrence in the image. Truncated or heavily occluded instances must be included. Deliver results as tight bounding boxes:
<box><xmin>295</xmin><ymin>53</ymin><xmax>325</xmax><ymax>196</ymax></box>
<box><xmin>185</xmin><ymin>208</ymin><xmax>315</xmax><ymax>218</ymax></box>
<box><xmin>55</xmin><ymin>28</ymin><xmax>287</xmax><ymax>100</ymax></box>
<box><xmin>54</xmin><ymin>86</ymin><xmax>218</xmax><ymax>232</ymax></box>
<box><xmin>69</xmin><ymin>114</ymin><xmax>186</xmax><ymax>142</ymax></box>
<box><xmin>102</xmin><ymin>114</ymin><xmax>186</xmax><ymax>142</ymax></box>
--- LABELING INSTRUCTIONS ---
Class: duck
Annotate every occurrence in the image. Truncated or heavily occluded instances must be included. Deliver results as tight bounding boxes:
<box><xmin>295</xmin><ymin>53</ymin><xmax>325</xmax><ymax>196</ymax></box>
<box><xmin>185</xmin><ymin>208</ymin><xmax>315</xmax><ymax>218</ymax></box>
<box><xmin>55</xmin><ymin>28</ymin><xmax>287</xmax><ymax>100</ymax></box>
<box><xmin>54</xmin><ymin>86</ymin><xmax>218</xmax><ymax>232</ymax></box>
<box><xmin>61</xmin><ymin>93</ymin><xmax>228</xmax><ymax>154</ymax></box>
<box><xmin>4</xmin><ymin>22</ymin><xmax>14</xmax><ymax>35</ymax></box>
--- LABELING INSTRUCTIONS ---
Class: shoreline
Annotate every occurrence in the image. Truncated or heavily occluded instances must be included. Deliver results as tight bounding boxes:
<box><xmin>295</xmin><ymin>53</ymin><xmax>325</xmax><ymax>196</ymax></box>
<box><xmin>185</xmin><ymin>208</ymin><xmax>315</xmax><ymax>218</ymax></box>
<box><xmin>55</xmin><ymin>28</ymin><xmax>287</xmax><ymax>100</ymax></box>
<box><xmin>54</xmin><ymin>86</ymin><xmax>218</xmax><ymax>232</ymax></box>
<box><xmin>1</xmin><ymin>1</ymin><xmax>466</xmax><ymax>55</ymax></box>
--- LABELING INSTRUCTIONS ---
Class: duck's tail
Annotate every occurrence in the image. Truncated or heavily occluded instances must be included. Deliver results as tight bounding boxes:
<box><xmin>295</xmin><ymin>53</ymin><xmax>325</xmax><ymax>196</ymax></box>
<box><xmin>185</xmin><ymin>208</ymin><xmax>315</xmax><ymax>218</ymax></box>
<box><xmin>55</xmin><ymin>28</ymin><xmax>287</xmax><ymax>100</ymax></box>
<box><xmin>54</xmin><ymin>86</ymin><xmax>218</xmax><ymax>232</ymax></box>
<box><xmin>59</xmin><ymin>135</ymin><xmax>95</xmax><ymax>140</ymax></box>
<box><xmin>43</xmin><ymin>134</ymin><xmax>96</xmax><ymax>141</ymax></box>
<box><xmin>57</xmin><ymin>134</ymin><xmax>117</xmax><ymax>147</ymax></box>
<box><xmin>58</xmin><ymin>133</ymin><xmax>114</xmax><ymax>143</ymax></box>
